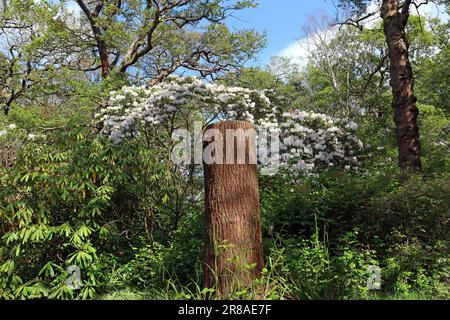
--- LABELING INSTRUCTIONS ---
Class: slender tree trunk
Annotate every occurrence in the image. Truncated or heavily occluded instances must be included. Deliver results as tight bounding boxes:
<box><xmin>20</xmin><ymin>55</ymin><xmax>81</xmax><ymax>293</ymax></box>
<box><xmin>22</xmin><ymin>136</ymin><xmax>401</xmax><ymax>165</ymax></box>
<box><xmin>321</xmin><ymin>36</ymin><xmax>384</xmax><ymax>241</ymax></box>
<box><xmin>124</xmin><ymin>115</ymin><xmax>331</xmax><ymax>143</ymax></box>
<box><xmin>381</xmin><ymin>0</ymin><xmax>422</xmax><ymax>172</ymax></box>
<box><xmin>93</xmin><ymin>26</ymin><xmax>110</xmax><ymax>79</ymax></box>
<box><xmin>98</xmin><ymin>41</ymin><xmax>110</xmax><ymax>79</ymax></box>
<box><xmin>75</xmin><ymin>1</ymin><xmax>110</xmax><ymax>78</ymax></box>
<box><xmin>203</xmin><ymin>121</ymin><xmax>264</xmax><ymax>298</ymax></box>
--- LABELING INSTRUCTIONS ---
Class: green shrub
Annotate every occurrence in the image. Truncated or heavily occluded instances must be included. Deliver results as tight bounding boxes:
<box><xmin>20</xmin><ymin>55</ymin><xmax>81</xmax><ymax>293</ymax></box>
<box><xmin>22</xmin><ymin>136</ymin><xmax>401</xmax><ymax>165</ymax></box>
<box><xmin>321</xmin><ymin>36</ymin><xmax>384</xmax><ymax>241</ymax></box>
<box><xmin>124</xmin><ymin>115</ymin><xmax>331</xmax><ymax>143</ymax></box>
<box><xmin>260</xmin><ymin>167</ymin><xmax>399</xmax><ymax>243</ymax></box>
<box><xmin>361</xmin><ymin>175</ymin><xmax>450</xmax><ymax>247</ymax></box>
<box><xmin>382</xmin><ymin>242</ymin><xmax>449</xmax><ymax>299</ymax></box>
<box><xmin>128</xmin><ymin>242</ymin><xmax>167</xmax><ymax>289</ymax></box>
<box><xmin>0</xmin><ymin>129</ymin><xmax>169</xmax><ymax>299</ymax></box>
<box><xmin>266</xmin><ymin>228</ymin><xmax>376</xmax><ymax>300</ymax></box>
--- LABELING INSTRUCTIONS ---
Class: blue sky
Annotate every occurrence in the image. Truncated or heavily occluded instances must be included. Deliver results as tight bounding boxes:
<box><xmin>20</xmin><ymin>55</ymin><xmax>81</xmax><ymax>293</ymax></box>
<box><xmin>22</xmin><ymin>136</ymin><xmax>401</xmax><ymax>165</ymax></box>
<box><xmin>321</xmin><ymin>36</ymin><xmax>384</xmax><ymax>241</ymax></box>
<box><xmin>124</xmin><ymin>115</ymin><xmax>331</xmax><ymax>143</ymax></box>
<box><xmin>227</xmin><ymin>0</ymin><xmax>336</xmax><ymax>66</ymax></box>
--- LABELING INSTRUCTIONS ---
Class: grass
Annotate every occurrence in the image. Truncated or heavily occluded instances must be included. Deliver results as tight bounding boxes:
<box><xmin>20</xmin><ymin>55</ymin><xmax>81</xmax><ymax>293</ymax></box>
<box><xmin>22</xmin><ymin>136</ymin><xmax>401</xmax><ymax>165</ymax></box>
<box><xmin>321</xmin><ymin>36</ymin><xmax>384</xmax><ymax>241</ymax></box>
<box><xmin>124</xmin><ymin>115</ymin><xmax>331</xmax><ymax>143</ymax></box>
<box><xmin>99</xmin><ymin>290</ymin><xmax>155</xmax><ymax>300</ymax></box>
<box><xmin>97</xmin><ymin>287</ymin><xmax>444</xmax><ymax>300</ymax></box>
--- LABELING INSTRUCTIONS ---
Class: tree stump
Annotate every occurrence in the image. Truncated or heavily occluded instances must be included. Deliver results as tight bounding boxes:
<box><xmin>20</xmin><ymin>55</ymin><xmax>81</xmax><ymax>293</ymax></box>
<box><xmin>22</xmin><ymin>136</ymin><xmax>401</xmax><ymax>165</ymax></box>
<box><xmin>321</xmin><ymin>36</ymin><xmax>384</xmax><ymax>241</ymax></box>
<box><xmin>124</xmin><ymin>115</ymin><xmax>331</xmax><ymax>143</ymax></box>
<box><xmin>202</xmin><ymin>120</ymin><xmax>264</xmax><ymax>298</ymax></box>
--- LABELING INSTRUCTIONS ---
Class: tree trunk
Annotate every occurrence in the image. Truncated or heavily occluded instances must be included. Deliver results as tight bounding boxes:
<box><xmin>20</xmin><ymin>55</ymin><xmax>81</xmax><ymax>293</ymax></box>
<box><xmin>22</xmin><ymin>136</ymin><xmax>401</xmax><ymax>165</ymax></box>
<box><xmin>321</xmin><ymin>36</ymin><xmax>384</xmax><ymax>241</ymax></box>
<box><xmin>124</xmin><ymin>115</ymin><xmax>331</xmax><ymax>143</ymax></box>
<box><xmin>203</xmin><ymin>121</ymin><xmax>264</xmax><ymax>298</ymax></box>
<box><xmin>75</xmin><ymin>1</ymin><xmax>110</xmax><ymax>78</ymax></box>
<box><xmin>381</xmin><ymin>0</ymin><xmax>422</xmax><ymax>172</ymax></box>
<box><xmin>95</xmin><ymin>32</ymin><xmax>110</xmax><ymax>79</ymax></box>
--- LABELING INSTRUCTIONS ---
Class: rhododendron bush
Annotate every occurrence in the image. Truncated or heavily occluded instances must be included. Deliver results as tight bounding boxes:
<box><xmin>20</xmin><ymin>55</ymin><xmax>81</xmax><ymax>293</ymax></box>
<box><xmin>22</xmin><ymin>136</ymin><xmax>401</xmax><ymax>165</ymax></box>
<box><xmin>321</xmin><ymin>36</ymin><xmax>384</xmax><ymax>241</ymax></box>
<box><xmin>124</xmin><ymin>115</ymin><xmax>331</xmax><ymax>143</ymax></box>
<box><xmin>96</xmin><ymin>76</ymin><xmax>363</xmax><ymax>175</ymax></box>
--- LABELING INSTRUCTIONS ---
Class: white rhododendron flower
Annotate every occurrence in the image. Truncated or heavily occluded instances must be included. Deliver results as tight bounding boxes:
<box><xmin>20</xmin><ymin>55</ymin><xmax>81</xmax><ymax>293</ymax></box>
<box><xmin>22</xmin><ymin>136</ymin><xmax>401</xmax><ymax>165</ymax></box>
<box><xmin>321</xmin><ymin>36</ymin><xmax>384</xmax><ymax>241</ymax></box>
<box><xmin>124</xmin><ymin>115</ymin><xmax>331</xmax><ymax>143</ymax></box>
<box><xmin>97</xmin><ymin>75</ymin><xmax>364</xmax><ymax>175</ymax></box>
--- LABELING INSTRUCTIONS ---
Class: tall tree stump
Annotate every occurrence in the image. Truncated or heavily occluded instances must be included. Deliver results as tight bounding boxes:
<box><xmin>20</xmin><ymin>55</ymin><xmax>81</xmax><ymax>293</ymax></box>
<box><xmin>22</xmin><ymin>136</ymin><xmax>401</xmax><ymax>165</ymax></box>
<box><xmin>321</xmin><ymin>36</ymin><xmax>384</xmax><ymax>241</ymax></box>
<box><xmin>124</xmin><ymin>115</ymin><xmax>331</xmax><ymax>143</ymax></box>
<box><xmin>202</xmin><ymin>120</ymin><xmax>264</xmax><ymax>298</ymax></box>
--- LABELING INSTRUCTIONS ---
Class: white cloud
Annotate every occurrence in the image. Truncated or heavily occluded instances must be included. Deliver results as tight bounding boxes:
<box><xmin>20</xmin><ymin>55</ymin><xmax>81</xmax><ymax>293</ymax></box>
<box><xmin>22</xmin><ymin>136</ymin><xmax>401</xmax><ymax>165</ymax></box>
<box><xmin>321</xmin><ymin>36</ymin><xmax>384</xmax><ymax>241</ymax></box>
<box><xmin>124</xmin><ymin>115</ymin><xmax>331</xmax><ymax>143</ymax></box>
<box><xmin>278</xmin><ymin>26</ymin><xmax>336</xmax><ymax>68</ymax></box>
<box><xmin>279</xmin><ymin>39</ymin><xmax>312</xmax><ymax>67</ymax></box>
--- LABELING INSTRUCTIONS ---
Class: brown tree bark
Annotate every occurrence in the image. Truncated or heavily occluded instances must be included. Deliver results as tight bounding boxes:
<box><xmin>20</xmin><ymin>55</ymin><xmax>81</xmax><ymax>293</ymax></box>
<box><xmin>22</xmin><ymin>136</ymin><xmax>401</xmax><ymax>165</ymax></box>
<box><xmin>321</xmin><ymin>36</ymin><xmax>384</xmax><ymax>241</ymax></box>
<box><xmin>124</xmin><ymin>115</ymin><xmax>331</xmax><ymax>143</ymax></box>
<box><xmin>97</xmin><ymin>38</ymin><xmax>111</xmax><ymax>79</ymax></box>
<box><xmin>75</xmin><ymin>0</ymin><xmax>110</xmax><ymax>78</ymax></box>
<box><xmin>381</xmin><ymin>0</ymin><xmax>422</xmax><ymax>172</ymax></box>
<box><xmin>203</xmin><ymin>121</ymin><xmax>264</xmax><ymax>298</ymax></box>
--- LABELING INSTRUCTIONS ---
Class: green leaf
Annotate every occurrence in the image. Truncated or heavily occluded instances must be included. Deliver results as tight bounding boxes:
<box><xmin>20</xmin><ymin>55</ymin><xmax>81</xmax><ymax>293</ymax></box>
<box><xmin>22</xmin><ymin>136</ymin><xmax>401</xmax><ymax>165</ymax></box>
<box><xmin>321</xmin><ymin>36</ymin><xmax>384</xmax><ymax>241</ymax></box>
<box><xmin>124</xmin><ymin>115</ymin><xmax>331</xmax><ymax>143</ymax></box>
<box><xmin>38</xmin><ymin>261</ymin><xmax>58</xmax><ymax>278</ymax></box>
<box><xmin>0</xmin><ymin>260</ymin><xmax>15</xmax><ymax>276</ymax></box>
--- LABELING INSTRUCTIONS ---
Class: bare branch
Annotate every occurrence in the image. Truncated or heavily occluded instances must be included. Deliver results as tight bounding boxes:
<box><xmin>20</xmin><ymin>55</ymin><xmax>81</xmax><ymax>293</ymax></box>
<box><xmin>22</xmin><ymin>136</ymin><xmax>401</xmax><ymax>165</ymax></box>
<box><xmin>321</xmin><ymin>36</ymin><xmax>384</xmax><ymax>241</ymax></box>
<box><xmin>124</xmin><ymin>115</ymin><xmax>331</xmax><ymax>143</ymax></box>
<box><xmin>360</xmin><ymin>53</ymin><xmax>388</xmax><ymax>97</ymax></box>
<box><xmin>336</xmin><ymin>10</ymin><xmax>380</xmax><ymax>31</ymax></box>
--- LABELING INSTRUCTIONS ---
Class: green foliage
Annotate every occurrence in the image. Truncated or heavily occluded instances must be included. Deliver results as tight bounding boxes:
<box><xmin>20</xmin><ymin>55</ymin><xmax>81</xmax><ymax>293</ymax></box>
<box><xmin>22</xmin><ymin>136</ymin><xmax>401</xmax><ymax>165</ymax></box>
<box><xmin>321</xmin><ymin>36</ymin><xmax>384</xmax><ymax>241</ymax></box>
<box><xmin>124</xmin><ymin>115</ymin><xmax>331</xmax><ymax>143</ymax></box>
<box><xmin>361</xmin><ymin>175</ymin><xmax>450</xmax><ymax>247</ymax></box>
<box><xmin>0</xmin><ymin>128</ymin><xmax>172</xmax><ymax>299</ymax></box>
<box><xmin>269</xmin><ymin>232</ymin><xmax>374</xmax><ymax>300</ymax></box>
<box><xmin>381</xmin><ymin>242</ymin><xmax>449</xmax><ymax>299</ymax></box>
<box><xmin>259</xmin><ymin>122</ymin><xmax>448</xmax><ymax>301</ymax></box>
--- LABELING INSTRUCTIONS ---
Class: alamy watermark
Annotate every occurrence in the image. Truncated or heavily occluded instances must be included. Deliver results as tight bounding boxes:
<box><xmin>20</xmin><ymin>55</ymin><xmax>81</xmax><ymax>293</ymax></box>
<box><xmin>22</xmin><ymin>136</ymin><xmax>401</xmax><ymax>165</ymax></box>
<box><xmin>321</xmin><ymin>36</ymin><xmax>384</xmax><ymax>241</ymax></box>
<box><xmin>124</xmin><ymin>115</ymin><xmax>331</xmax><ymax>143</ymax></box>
<box><xmin>66</xmin><ymin>265</ymin><xmax>82</xmax><ymax>290</ymax></box>
<box><xmin>367</xmin><ymin>265</ymin><xmax>382</xmax><ymax>290</ymax></box>
<box><xmin>171</xmin><ymin>121</ymin><xmax>280</xmax><ymax>176</ymax></box>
